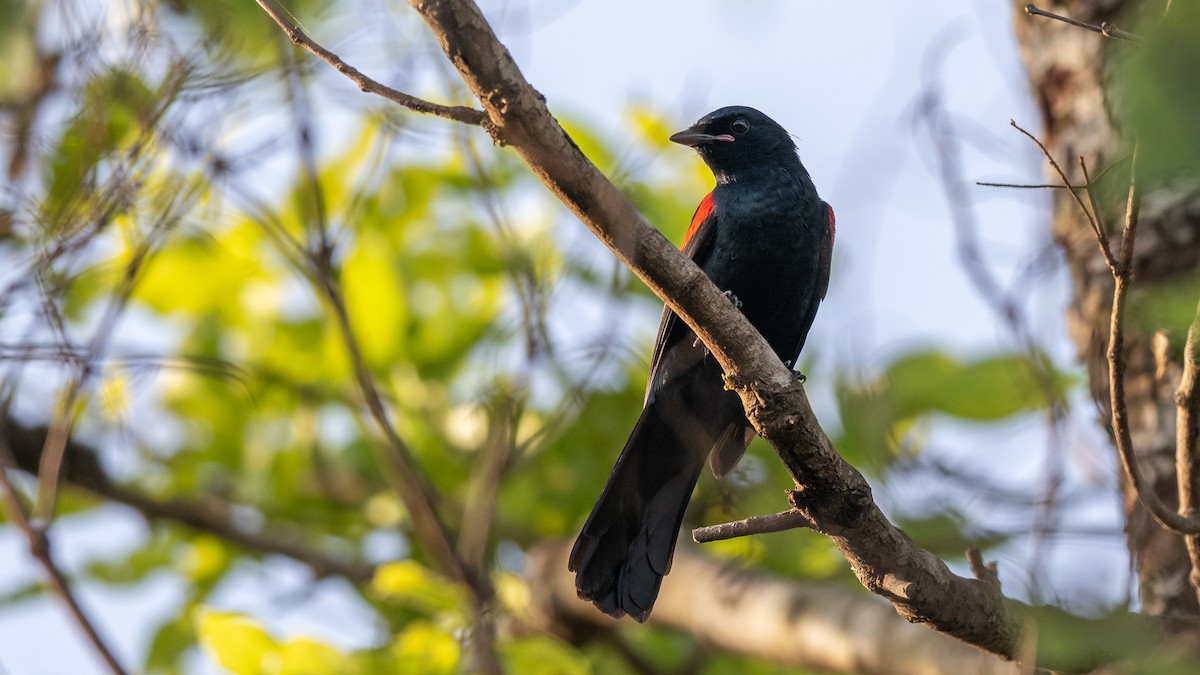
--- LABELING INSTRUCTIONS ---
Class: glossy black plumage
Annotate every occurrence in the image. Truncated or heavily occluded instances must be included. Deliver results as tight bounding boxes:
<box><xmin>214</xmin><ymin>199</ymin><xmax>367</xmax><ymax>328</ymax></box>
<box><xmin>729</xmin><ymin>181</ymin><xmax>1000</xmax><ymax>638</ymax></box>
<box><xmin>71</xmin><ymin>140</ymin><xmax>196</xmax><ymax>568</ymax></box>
<box><xmin>569</xmin><ymin>106</ymin><xmax>835</xmax><ymax>621</ymax></box>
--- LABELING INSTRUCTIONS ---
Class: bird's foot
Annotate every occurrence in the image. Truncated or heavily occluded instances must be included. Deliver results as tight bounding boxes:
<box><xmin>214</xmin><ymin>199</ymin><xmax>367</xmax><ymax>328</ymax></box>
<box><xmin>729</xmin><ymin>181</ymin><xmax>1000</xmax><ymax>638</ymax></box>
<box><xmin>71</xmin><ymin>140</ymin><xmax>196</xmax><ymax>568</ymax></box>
<box><xmin>723</xmin><ymin>290</ymin><xmax>743</xmax><ymax>309</ymax></box>
<box><xmin>783</xmin><ymin>360</ymin><xmax>807</xmax><ymax>383</ymax></box>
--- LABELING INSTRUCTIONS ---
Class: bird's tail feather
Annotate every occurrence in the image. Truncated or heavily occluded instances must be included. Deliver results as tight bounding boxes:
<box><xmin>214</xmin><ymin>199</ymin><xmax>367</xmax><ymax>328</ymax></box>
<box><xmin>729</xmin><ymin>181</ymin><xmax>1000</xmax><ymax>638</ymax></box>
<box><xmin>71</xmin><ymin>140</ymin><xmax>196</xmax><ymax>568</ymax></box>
<box><xmin>568</xmin><ymin>402</ymin><xmax>708</xmax><ymax>622</ymax></box>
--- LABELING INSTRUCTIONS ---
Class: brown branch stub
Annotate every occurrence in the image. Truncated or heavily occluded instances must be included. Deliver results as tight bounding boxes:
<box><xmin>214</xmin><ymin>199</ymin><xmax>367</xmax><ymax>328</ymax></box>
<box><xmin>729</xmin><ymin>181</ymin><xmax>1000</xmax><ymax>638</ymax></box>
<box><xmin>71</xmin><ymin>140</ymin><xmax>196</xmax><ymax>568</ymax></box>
<box><xmin>691</xmin><ymin>508</ymin><xmax>813</xmax><ymax>544</ymax></box>
<box><xmin>253</xmin><ymin>0</ymin><xmax>486</xmax><ymax>126</ymax></box>
<box><xmin>1024</xmin><ymin>4</ymin><xmax>1143</xmax><ymax>44</ymax></box>
<box><xmin>967</xmin><ymin>546</ymin><xmax>1002</xmax><ymax>593</ymax></box>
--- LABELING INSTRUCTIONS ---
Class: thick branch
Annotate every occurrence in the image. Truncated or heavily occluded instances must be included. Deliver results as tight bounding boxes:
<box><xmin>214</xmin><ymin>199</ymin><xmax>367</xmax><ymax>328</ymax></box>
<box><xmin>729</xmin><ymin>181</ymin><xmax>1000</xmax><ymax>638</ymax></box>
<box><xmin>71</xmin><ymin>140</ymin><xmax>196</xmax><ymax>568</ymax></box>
<box><xmin>403</xmin><ymin>0</ymin><xmax>1151</xmax><ymax>667</ymax></box>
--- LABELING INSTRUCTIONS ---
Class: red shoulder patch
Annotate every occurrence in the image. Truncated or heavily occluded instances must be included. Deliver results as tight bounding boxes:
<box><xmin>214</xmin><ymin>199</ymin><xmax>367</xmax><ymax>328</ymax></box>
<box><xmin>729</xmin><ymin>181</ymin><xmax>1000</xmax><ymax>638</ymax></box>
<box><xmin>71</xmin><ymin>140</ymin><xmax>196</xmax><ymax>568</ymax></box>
<box><xmin>683</xmin><ymin>191</ymin><xmax>715</xmax><ymax>250</ymax></box>
<box><xmin>824</xmin><ymin>201</ymin><xmax>836</xmax><ymax>246</ymax></box>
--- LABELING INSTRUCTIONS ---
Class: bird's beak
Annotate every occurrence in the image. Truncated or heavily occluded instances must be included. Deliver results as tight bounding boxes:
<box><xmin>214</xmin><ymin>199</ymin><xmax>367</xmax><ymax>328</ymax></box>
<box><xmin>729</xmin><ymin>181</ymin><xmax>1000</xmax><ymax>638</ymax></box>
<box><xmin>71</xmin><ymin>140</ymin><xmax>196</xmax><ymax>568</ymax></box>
<box><xmin>669</xmin><ymin>129</ymin><xmax>735</xmax><ymax>147</ymax></box>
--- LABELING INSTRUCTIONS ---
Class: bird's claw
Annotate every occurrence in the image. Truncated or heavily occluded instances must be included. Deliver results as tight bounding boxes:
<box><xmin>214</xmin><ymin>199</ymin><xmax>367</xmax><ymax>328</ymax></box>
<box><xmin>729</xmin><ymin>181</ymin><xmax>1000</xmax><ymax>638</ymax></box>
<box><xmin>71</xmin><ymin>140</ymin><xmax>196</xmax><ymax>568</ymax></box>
<box><xmin>723</xmin><ymin>290</ymin><xmax>743</xmax><ymax>309</ymax></box>
<box><xmin>783</xmin><ymin>360</ymin><xmax>807</xmax><ymax>383</ymax></box>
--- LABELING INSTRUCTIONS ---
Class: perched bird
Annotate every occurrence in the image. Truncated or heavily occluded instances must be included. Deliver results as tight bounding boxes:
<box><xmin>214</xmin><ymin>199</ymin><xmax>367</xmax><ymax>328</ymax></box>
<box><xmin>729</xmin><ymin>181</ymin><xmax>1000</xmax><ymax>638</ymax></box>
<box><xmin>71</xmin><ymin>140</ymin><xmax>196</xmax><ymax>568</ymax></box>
<box><xmin>569</xmin><ymin>106</ymin><xmax>835</xmax><ymax>621</ymax></box>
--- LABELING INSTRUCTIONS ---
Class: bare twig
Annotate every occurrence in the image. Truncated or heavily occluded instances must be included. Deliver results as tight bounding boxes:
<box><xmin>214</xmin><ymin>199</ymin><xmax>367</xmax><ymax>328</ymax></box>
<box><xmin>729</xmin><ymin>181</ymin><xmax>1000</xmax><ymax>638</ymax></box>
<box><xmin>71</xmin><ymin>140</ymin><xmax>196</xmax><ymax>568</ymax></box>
<box><xmin>1010</xmin><ymin>120</ymin><xmax>1118</xmax><ymax>271</ymax></box>
<box><xmin>692</xmin><ymin>508</ymin><xmax>812</xmax><ymax>544</ymax></box>
<box><xmin>920</xmin><ymin>91</ymin><xmax>1066</xmax><ymax>593</ymax></box>
<box><xmin>34</xmin><ymin>175</ymin><xmax>198</xmax><ymax>526</ymax></box>
<box><xmin>1024</xmin><ymin>4</ymin><xmax>1143</xmax><ymax>44</ymax></box>
<box><xmin>309</xmin><ymin>213</ymin><xmax>502</xmax><ymax>675</ymax></box>
<box><xmin>1175</xmin><ymin>301</ymin><xmax>1200</xmax><ymax>601</ymax></box>
<box><xmin>1106</xmin><ymin>146</ymin><xmax>1200</xmax><ymax>534</ymax></box>
<box><xmin>2</xmin><ymin>420</ymin><xmax>377</xmax><ymax>583</ymax></box>
<box><xmin>312</xmin><ymin>220</ymin><xmax>469</xmax><ymax>579</ymax></box>
<box><xmin>253</xmin><ymin>0</ymin><xmax>486</xmax><ymax>126</ymax></box>
<box><xmin>0</xmin><ymin>437</ymin><xmax>129</xmax><ymax>675</ymax></box>
<box><xmin>976</xmin><ymin>181</ymin><xmax>1074</xmax><ymax>190</ymax></box>
<box><xmin>105</xmin><ymin>483</ymin><xmax>377</xmax><ymax>584</ymax></box>
<box><xmin>1078</xmin><ymin>156</ymin><xmax>1115</xmax><ymax>263</ymax></box>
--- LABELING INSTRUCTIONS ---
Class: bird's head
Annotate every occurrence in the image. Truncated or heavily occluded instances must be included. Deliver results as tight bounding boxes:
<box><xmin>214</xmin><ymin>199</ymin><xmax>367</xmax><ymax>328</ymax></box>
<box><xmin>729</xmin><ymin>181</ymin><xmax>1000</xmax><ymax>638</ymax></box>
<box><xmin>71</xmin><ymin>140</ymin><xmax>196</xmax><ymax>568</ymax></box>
<box><xmin>669</xmin><ymin>106</ymin><xmax>798</xmax><ymax>183</ymax></box>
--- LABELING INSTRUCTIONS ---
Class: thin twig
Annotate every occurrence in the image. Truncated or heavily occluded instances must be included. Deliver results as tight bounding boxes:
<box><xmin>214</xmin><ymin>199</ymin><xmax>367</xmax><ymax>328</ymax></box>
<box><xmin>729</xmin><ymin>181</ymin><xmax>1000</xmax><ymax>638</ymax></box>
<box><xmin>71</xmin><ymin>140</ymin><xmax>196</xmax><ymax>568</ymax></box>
<box><xmin>692</xmin><ymin>509</ymin><xmax>812</xmax><ymax>543</ymax></box>
<box><xmin>312</xmin><ymin>223</ymin><xmax>469</xmax><ymax>581</ymax></box>
<box><xmin>253</xmin><ymin>0</ymin><xmax>487</xmax><ymax>126</ymax></box>
<box><xmin>1175</xmin><ymin>300</ymin><xmax>1200</xmax><ymax>601</ymax></box>
<box><xmin>976</xmin><ymin>181</ymin><xmax>1074</xmax><ymax>190</ymax></box>
<box><xmin>1010</xmin><ymin>120</ymin><xmax>1118</xmax><ymax>271</ymax></box>
<box><xmin>1106</xmin><ymin>145</ymin><xmax>1200</xmax><ymax>534</ymax></box>
<box><xmin>1078</xmin><ymin>156</ymin><xmax>1115</xmax><ymax>264</ymax></box>
<box><xmin>920</xmin><ymin>93</ymin><xmax>1067</xmax><ymax>592</ymax></box>
<box><xmin>312</xmin><ymin>236</ymin><xmax>501</xmax><ymax>675</ymax></box>
<box><xmin>0</xmin><ymin>436</ymin><xmax>129</xmax><ymax>675</ymax></box>
<box><xmin>1024</xmin><ymin>4</ymin><xmax>1143</xmax><ymax>44</ymax></box>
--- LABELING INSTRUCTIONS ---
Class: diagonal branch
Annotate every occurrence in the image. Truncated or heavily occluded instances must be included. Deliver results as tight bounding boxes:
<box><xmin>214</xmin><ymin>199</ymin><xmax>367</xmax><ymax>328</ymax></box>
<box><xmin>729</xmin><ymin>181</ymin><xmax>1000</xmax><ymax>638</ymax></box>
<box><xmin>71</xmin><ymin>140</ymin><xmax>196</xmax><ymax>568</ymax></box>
<box><xmin>254</xmin><ymin>0</ymin><xmax>486</xmax><ymax>126</ymax></box>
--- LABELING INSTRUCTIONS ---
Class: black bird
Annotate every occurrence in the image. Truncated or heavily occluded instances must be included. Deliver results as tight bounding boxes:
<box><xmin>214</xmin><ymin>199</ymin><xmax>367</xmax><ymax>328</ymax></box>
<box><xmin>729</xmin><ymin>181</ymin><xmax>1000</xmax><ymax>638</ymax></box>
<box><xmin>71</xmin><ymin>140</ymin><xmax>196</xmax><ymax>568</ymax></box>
<box><xmin>569</xmin><ymin>106</ymin><xmax>836</xmax><ymax>621</ymax></box>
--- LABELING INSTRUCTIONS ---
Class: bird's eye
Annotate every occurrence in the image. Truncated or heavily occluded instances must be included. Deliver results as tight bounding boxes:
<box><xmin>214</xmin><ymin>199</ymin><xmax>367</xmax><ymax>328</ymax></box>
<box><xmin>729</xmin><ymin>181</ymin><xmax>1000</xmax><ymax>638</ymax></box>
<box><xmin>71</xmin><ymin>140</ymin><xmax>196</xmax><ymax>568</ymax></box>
<box><xmin>730</xmin><ymin>118</ymin><xmax>750</xmax><ymax>135</ymax></box>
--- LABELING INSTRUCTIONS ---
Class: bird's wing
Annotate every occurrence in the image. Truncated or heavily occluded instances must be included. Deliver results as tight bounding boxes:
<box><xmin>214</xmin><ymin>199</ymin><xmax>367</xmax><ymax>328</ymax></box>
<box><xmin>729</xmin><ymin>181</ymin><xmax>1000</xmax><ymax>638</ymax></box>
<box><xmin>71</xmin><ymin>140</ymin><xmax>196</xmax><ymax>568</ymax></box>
<box><xmin>816</xmin><ymin>200</ymin><xmax>835</xmax><ymax>301</ymax></box>
<box><xmin>643</xmin><ymin>192</ymin><xmax>719</xmax><ymax>403</ymax></box>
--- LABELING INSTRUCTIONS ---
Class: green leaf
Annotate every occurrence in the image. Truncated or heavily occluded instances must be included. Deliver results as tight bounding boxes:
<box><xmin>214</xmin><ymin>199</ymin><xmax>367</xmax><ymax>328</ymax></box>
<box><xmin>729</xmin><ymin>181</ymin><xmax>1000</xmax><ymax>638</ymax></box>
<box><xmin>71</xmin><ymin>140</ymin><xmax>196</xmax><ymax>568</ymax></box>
<box><xmin>43</xmin><ymin>68</ymin><xmax>158</xmax><ymax>227</ymax></box>
<box><xmin>146</xmin><ymin>613</ymin><xmax>197</xmax><ymax>675</ymax></box>
<box><xmin>278</xmin><ymin>637</ymin><xmax>345</xmax><ymax>675</ymax></box>
<box><xmin>195</xmin><ymin>610</ymin><xmax>279</xmax><ymax>675</ymax></box>
<box><xmin>501</xmin><ymin>635</ymin><xmax>590</xmax><ymax>675</ymax></box>
<box><xmin>1113</xmin><ymin>2</ymin><xmax>1200</xmax><ymax>184</ymax></box>
<box><xmin>835</xmin><ymin>349</ymin><xmax>1074</xmax><ymax>469</ymax></box>
<box><xmin>895</xmin><ymin>512</ymin><xmax>1010</xmax><ymax>559</ymax></box>
<box><xmin>371</xmin><ymin>560</ymin><xmax>469</xmax><ymax>619</ymax></box>
<box><xmin>340</xmin><ymin>231</ymin><xmax>408</xmax><ymax>368</ymax></box>
<box><xmin>389</xmin><ymin>621</ymin><xmax>460</xmax><ymax>674</ymax></box>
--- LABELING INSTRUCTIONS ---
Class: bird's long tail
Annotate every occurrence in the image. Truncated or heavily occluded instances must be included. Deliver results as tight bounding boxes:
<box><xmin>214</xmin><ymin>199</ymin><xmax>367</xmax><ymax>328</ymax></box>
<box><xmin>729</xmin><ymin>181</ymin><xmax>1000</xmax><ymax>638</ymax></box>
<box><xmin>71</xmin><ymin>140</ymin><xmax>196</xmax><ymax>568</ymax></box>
<box><xmin>568</xmin><ymin>401</ymin><xmax>709</xmax><ymax>622</ymax></box>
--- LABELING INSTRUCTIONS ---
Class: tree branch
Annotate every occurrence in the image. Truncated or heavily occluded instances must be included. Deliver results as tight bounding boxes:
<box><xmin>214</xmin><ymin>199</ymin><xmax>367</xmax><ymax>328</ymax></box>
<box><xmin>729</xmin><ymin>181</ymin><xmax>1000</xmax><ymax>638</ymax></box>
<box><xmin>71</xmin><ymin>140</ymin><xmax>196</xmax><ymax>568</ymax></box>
<box><xmin>253</xmin><ymin>0</ymin><xmax>487</xmax><ymax>126</ymax></box>
<box><xmin>0</xmin><ymin>432</ymin><xmax>129</xmax><ymax>675</ymax></box>
<box><xmin>1175</xmin><ymin>300</ymin><xmax>1200</xmax><ymax>602</ymax></box>
<box><xmin>1105</xmin><ymin>147</ymin><xmax>1200</xmax><ymax>535</ymax></box>
<box><xmin>691</xmin><ymin>508</ymin><xmax>811</xmax><ymax>543</ymax></box>
<box><xmin>1</xmin><ymin>421</ymin><xmax>377</xmax><ymax>584</ymax></box>
<box><xmin>400</xmin><ymin>0</ymin><xmax>1153</xmax><ymax>667</ymax></box>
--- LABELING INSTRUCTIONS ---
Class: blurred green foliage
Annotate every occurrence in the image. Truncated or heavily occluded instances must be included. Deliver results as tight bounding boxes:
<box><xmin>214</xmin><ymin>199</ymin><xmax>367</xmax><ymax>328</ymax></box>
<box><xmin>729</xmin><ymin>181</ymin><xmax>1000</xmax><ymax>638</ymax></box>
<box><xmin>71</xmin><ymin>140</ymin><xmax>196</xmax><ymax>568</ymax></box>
<box><xmin>1113</xmin><ymin>1</ymin><xmax>1200</xmax><ymax>185</ymax></box>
